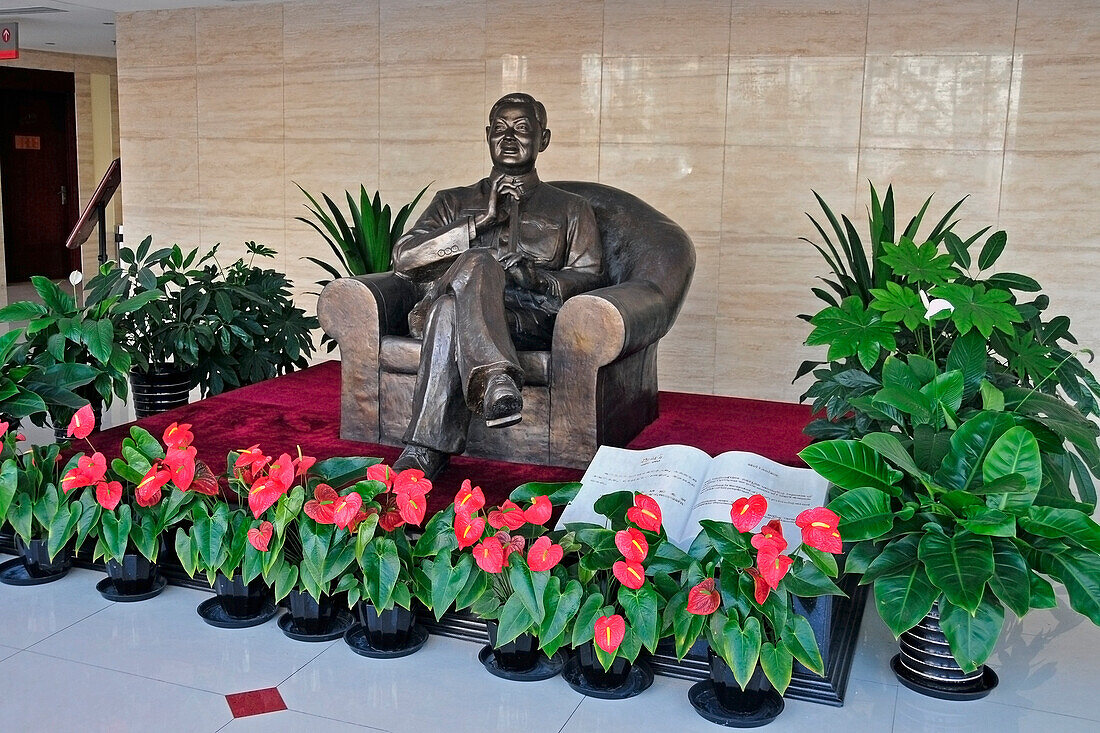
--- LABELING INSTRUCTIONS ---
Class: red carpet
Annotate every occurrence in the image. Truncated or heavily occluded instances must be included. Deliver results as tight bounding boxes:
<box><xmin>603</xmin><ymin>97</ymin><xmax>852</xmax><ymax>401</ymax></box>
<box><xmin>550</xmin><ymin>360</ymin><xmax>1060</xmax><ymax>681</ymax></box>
<box><xmin>90</xmin><ymin>361</ymin><xmax>814</xmax><ymax>513</ymax></box>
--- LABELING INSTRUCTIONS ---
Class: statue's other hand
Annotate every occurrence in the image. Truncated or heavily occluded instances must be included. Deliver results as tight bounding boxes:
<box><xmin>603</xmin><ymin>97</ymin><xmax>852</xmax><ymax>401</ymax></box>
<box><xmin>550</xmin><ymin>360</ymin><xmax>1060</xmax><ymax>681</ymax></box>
<box><xmin>503</xmin><ymin>255</ymin><xmax>546</xmax><ymax>291</ymax></box>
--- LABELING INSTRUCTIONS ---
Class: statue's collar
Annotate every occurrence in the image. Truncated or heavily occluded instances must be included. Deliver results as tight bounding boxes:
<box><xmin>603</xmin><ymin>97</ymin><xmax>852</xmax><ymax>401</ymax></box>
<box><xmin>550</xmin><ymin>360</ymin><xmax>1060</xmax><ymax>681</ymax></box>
<box><xmin>489</xmin><ymin>168</ymin><xmax>541</xmax><ymax>199</ymax></box>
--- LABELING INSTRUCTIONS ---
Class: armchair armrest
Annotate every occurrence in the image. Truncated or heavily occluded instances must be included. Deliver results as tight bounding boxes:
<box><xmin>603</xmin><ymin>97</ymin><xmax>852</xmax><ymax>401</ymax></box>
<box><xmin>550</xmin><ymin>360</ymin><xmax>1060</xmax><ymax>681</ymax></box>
<box><xmin>318</xmin><ymin>273</ymin><xmax>419</xmax><ymax>442</ymax></box>
<box><xmin>550</xmin><ymin>280</ymin><xmax>671</xmax><ymax>464</ymax></box>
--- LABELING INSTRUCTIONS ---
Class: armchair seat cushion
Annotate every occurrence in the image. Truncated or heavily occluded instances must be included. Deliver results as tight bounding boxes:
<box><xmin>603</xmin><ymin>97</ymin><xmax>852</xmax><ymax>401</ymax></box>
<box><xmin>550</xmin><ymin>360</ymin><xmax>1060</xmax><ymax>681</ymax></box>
<box><xmin>379</xmin><ymin>336</ymin><xmax>551</xmax><ymax>386</ymax></box>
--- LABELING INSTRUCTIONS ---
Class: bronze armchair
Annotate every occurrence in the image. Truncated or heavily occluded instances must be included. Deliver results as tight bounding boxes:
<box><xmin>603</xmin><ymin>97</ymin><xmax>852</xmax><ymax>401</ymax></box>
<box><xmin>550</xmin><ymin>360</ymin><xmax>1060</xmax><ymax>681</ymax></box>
<box><xmin>318</xmin><ymin>181</ymin><xmax>695</xmax><ymax>469</ymax></box>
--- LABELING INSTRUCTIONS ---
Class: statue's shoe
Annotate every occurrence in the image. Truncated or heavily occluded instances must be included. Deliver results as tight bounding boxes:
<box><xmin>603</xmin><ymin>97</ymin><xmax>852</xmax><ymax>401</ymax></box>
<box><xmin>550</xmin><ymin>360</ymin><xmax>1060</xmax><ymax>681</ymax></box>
<box><xmin>393</xmin><ymin>444</ymin><xmax>450</xmax><ymax>480</ymax></box>
<box><xmin>483</xmin><ymin>373</ymin><xmax>522</xmax><ymax>428</ymax></box>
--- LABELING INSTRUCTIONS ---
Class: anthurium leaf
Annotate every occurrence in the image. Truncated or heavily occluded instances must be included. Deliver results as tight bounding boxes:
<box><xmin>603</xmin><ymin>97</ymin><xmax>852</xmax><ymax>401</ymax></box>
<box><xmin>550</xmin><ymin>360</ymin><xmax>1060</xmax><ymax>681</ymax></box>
<box><xmin>873</xmin><ymin>563</ymin><xmax>938</xmax><ymax>637</ymax></box>
<box><xmin>931</xmin><ymin>283</ymin><xmax>1021</xmax><ymax>338</ymax></box>
<box><xmin>539</xmin><ymin>578</ymin><xmax>583</xmax><ymax>648</ymax></box>
<box><xmin>784</xmin><ymin>559</ymin><xmax>846</xmax><ymax>597</ymax></box>
<box><xmin>495</xmin><ymin>593</ymin><xmax>536</xmax><ymax>647</ymax></box>
<box><xmin>0</xmin><ymin>459</ymin><xmax>17</xmax><ymax>521</ymax></box>
<box><xmin>869</xmin><ymin>281</ymin><xmax>925</xmax><ymax>330</ymax></box>
<box><xmin>73</xmin><ymin>491</ymin><xmax>100</xmax><ymax>552</ymax></box>
<box><xmin>939</xmin><ymin>596</ymin><xmax>1004</xmax><ymax>673</ymax></box>
<box><xmin>617</xmin><ymin>583</ymin><xmax>659</xmax><ymax>652</ymax></box>
<box><xmin>507</xmin><ymin>556</ymin><xmax>547</xmax><ymax>624</ymax></box>
<box><xmin>174</xmin><ymin>528</ymin><xmax>198</xmax><ymax>578</ymax></box>
<box><xmin>1021</xmin><ymin>507</ymin><xmax>1100</xmax><ymax>555</ymax></box>
<box><xmin>799</xmin><ymin>440</ymin><xmax>902</xmax><ymax>494</ymax></box>
<box><xmin>572</xmin><ymin>592</ymin><xmax>605</xmax><ymax>648</ymax></box>
<box><xmin>988</xmin><ymin>537</ymin><xmax>1030</xmax><ymax>617</ymax></box>
<box><xmin>780</xmin><ymin>614</ymin><xmax>824</xmax><ymax>677</ymax></box>
<box><xmin>508</xmin><ymin>481</ymin><xmax>582</xmax><ymax>506</ymax></box>
<box><xmin>47</xmin><ymin>503</ymin><xmax>81</xmax><ymax>561</ymax></box>
<box><xmin>429</xmin><ymin>552</ymin><xmax>473</xmax><ymax>621</ymax></box>
<box><xmin>843</xmin><ymin>540</ymin><xmax>881</xmax><ymax>575</ymax></box>
<box><xmin>802</xmin><ymin>545</ymin><xmax>839</xmax><ymax>577</ymax></box>
<box><xmin>827</xmin><ymin>487</ymin><xmax>894</xmax><ymax>541</ymax></box>
<box><xmin>760</xmin><ymin>642</ymin><xmax>794</xmax><ymax>695</ymax></box>
<box><xmin>362</xmin><ymin>537</ymin><xmax>400</xmax><ymax>610</ymax></box>
<box><xmin>918</xmin><ymin>528</ymin><xmax>994</xmax><ymax>613</ymax></box>
<box><xmin>862</xmin><ymin>535</ymin><xmax>921</xmax><ymax>585</ymax></box>
<box><xmin>983</xmin><ymin>426</ymin><xmax>1042</xmax><ymax>512</ymax></box>
<box><xmin>101</xmin><ymin>505</ymin><xmax>132</xmax><ymax>563</ymax></box>
<box><xmin>934</xmin><ymin>411</ymin><xmax>1016</xmax><ymax>492</ymax></box>
<box><xmin>310</xmin><ymin>456</ymin><xmax>381</xmax><ymax>488</ymax></box>
<box><xmin>806</xmin><ymin>296</ymin><xmax>896</xmax><ymax>371</ymax></box>
<box><xmin>128</xmin><ymin>426</ymin><xmax>165</xmax><ymax>461</ymax></box>
<box><xmin>454</xmin><ymin>561</ymin><xmax>491</xmax><ymax>611</ymax></box>
<box><xmin>721</xmin><ymin>614</ymin><xmax>762</xmax><ymax>689</ymax></box>
<box><xmin>194</xmin><ymin>503</ymin><xmax>229</xmax><ymax>568</ymax></box>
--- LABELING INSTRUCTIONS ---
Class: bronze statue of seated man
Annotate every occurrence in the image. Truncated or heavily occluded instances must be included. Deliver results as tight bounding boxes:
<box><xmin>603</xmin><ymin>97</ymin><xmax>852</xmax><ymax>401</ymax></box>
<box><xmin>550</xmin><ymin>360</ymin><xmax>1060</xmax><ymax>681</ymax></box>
<box><xmin>390</xmin><ymin>93</ymin><xmax>604</xmax><ymax>479</ymax></box>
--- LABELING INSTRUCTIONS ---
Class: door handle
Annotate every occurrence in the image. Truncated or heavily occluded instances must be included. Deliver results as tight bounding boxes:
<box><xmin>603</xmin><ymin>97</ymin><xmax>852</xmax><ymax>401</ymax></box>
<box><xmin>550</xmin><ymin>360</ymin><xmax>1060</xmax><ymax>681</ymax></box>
<box><xmin>59</xmin><ymin>186</ymin><xmax>66</xmax><ymax>205</ymax></box>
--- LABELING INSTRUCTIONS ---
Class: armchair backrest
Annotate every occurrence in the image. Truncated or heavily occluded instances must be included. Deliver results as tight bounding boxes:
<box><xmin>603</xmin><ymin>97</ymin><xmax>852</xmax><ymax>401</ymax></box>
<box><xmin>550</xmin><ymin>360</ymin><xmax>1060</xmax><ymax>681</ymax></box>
<box><xmin>549</xmin><ymin>181</ymin><xmax>696</xmax><ymax>330</ymax></box>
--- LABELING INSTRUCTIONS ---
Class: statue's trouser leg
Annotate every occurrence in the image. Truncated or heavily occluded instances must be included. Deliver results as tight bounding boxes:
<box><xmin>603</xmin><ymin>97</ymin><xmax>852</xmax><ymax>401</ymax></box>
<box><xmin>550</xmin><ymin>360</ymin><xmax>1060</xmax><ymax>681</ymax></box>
<box><xmin>403</xmin><ymin>249</ymin><xmax>522</xmax><ymax>453</ymax></box>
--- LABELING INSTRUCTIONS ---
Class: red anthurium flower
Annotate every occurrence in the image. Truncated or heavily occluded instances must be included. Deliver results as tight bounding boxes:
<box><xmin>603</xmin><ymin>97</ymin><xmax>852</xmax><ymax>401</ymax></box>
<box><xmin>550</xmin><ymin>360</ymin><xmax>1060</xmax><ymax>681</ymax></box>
<box><xmin>454</xmin><ymin>479</ymin><xmax>485</xmax><ymax>516</ymax></box>
<box><xmin>454</xmin><ymin>511</ymin><xmax>486</xmax><ymax>549</ymax></box>
<box><xmin>730</xmin><ymin>494</ymin><xmax>768</xmax><ymax>533</ymax></box>
<box><xmin>488</xmin><ymin>500</ymin><xmax>526</xmax><ymax>531</ymax></box>
<box><xmin>367</xmin><ymin>463</ymin><xmax>396</xmax><ymax>490</ymax></box>
<box><xmin>396</xmin><ymin>490</ymin><xmax>427</xmax><ymax>526</ymax></box>
<box><xmin>347</xmin><ymin>508</ymin><xmax>373</xmax><ymax>534</ymax></box>
<box><xmin>235</xmin><ymin>445</ymin><xmax>269</xmax><ymax>476</ymax></box>
<box><xmin>164</xmin><ymin>446</ymin><xmax>197</xmax><ymax>492</ymax></box>
<box><xmin>626</xmin><ymin>493</ymin><xmax>663</xmax><ymax>532</ymax></box>
<box><xmin>523</xmin><ymin>495</ymin><xmax>552</xmax><ymax>525</ymax></box>
<box><xmin>494</xmin><ymin>531</ymin><xmax>525</xmax><ymax>566</ymax></box>
<box><xmin>751</xmin><ymin>520</ymin><xmax>788</xmax><ymax>553</ymax></box>
<box><xmin>527</xmin><ymin>536</ymin><xmax>563</xmax><ymax>572</ymax></box>
<box><xmin>94</xmin><ymin>481</ymin><xmax>122</xmax><ymax>511</ymax></box>
<box><xmin>394</xmin><ymin>468</ymin><xmax>432</xmax><ymax>497</ymax></box>
<box><xmin>613</xmin><ymin>560</ymin><xmax>646</xmax><ymax>590</ymax></box>
<box><xmin>379</xmin><ymin>510</ymin><xmax>405</xmax><ymax>532</ymax></box>
<box><xmin>0</xmin><ymin>421</ymin><xmax>9</xmax><ymax>439</ymax></box>
<box><xmin>746</xmin><ymin>567</ymin><xmax>771</xmax><ymax>604</ymax></box>
<box><xmin>304</xmin><ymin>484</ymin><xmax>340</xmax><ymax>524</ymax></box>
<box><xmin>67</xmin><ymin>404</ymin><xmax>95</xmax><ymax>440</ymax></box>
<box><xmin>268</xmin><ymin>453</ymin><xmax>295</xmax><ymax>492</ymax></box>
<box><xmin>594</xmin><ymin>615</ymin><xmax>626</xmax><ymax>654</ymax></box>
<box><xmin>61</xmin><ymin>452</ymin><xmax>107</xmax><ymax>493</ymax></box>
<box><xmin>332</xmin><ymin>492</ymin><xmax>364</xmax><ymax>530</ymax></box>
<box><xmin>293</xmin><ymin>448</ymin><xmax>317</xmax><ymax>479</ymax></box>
<box><xmin>136</xmin><ymin>463</ymin><xmax>172</xmax><ymax>507</ymax></box>
<box><xmin>615</xmin><ymin>527</ymin><xmax>649</xmax><ymax>562</ymax></box>
<box><xmin>757</xmin><ymin>545</ymin><xmax>794</xmax><ymax>590</ymax></box>
<box><xmin>473</xmin><ymin>537</ymin><xmax>505</xmax><ymax>574</ymax></box>
<box><xmin>162</xmin><ymin>422</ymin><xmax>193</xmax><ymax>450</ymax></box>
<box><xmin>190</xmin><ymin>461</ymin><xmax>220</xmax><ymax>496</ymax></box>
<box><xmin>248</xmin><ymin>476</ymin><xmax>284</xmax><ymax>518</ymax></box>
<box><xmin>796</xmin><ymin>507</ymin><xmax>843</xmax><ymax>554</ymax></box>
<box><xmin>686</xmin><ymin>578</ymin><xmax>721</xmax><ymax>615</ymax></box>
<box><xmin>247</xmin><ymin>521</ymin><xmax>273</xmax><ymax>551</ymax></box>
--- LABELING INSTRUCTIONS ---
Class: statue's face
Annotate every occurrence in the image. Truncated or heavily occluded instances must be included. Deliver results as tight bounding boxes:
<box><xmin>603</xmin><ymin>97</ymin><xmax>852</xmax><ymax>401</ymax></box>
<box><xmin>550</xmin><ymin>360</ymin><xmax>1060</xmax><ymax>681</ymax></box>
<box><xmin>486</xmin><ymin>102</ymin><xmax>549</xmax><ymax>173</ymax></box>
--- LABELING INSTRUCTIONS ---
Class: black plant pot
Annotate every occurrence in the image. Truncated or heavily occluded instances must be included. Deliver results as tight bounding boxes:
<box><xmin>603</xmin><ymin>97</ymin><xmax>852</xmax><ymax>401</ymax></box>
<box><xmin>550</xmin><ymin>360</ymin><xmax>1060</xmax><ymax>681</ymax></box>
<box><xmin>575</xmin><ymin>640</ymin><xmax>632</xmax><ymax>689</ymax></box>
<box><xmin>130</xmin><ymin>366</ymin><xmax>194</xmax><ymax>418</ymax></box>
<box><xmin>214</xmin><ymin>572</ymin><xmax>268</xmax><ymax>619</ymax></box>
<box><xmin>356</xmin><ymin>601</ymin><xmax>417</xmax><ymax>651</ymax></box>
<box><xmin>105</xmin><ymin>554</ymin><xmax>158</xmax><ymax>595</ymax></box>
<box><xmin>288</xmin><ymin>591</ymin><xmax>338</xmax><ymax>636</ymax></box>
<box><xmin>16</xmin><ymin>537</ymin><xmax>72</xmax><ymax>578</ymax></box>
<box><xmin>486</xmin><ymin>620</ymin><xmax>540</xmax><ymax>673</ymax></box>
<box><xmin>892</xmin><ymin>603</ymin><xmax>998</xmax><ymax>700</ymax></box>
<box><xmin>709</xmin><ymin>651</ymin><xmax>774</xmax><ymax>714</ymax></box>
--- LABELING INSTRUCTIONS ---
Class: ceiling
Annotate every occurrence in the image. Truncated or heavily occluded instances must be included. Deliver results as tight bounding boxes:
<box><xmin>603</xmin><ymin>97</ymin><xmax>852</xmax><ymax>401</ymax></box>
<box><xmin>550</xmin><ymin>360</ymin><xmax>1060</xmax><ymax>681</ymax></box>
<box><xmin>0</xmin><ymin>0</ymin><xmax>281</xmax><ymax>58</ymax></box>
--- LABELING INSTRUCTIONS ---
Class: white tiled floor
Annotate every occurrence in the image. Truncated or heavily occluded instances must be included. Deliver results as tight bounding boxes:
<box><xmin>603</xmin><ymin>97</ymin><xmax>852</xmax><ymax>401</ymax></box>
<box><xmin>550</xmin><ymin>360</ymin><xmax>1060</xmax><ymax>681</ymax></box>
<box><xmin>0</xmin><ymin>556</ymin><xmax>1098</xmax><ymax>732</ymax></box>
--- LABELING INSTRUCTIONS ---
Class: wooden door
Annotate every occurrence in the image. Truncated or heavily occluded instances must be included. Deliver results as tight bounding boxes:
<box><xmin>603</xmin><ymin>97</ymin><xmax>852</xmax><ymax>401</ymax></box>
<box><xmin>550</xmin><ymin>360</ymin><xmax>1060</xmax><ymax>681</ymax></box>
<box><xmin>0</xmin><ymin>67</ymin><xmax>80</xmax><ymax>282</ymax></box>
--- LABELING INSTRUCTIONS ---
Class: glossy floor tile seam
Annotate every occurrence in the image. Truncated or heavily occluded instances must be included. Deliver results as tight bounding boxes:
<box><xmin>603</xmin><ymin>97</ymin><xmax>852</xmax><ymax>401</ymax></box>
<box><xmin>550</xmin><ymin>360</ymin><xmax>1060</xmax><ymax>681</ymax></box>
<box><xmin>16</xmin><ymin>599</ymin><xmax>117</xmax><ymax>650</ymax></box>
<box><xmin>273</xmin><ymin>636</ymin><xmax>342</xmax><ymax>688</ymax></box>
<box><xmin>553</xmin><ymin>697</ymin><xmax>585</xmax><ymax>733</ymax></box>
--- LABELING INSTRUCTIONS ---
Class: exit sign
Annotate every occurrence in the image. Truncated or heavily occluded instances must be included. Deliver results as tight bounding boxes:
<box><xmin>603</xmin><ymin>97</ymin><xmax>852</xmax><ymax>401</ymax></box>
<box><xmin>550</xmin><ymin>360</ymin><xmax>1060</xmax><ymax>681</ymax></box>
<box><xmin>0</xmin><ymin>23</ymin><xmax>17</xmax><ymax>60</ymax></box>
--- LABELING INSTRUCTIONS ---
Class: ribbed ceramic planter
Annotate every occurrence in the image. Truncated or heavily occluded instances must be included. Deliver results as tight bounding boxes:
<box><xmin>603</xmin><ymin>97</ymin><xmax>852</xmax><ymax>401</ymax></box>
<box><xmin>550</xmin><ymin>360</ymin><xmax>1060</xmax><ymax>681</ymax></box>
<box><xmin>130</xmin><ymin>366</ymin><xmax>194</xmax><ymax>418</ymax></box>
<box><xmin>893</xmin><ymin>603</ymin><xmax>998</xmax><ymax>699</ymax></box>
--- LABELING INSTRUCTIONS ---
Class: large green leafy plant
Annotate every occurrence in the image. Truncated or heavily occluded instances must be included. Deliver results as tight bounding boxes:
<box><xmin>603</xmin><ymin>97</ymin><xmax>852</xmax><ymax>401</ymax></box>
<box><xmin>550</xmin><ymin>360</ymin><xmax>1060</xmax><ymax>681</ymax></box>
<box><xmin>796</xmin><ymin>186</ymin><xmax>1100</xmax><ymax>673</ymax></box>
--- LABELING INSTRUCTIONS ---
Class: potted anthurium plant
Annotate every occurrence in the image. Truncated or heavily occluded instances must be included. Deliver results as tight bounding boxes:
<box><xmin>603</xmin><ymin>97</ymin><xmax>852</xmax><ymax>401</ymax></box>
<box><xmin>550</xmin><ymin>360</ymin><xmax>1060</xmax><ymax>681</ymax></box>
<box><xmin>61</xmin><ymin>406</ymin><xmax>213</xmax><ymax>600</ymax></box>
<box><xmin>558</xmin><ymin>490</ymin><xmax>669</xmax><ymax>698</ymax></box>
<box><xmin>0</xmin><ymin>419</ymin><xmax>83</xmax><ymax>585</ymax></box>
<box><xmin>664</xmin><ymin>494</ymin><xmax>844</xmax><ymax>725</ymax></box>
<box><xmin>242</xmin><ymin>448</ymin><xmax>378</xmax><ymax>641</ymax></box>
<box><xmin>333</xmin><ymin>463</ymin><xmax>433</xmax><ymax>657</ymax></box>
<box><xmin>172</xmin><ymin>439</ymin><xmax>292</xmax><ymax>627</ymax></box>
<box><xmin>796</xmin><ymin>185</ymin><xmax>1100</xmax><ymax>699</ymax></box>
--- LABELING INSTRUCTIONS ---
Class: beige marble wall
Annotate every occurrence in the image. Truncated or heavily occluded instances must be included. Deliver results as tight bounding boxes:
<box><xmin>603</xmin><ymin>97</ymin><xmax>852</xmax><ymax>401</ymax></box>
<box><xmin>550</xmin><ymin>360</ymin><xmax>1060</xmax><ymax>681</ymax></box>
<box><xmin>116</xmin><ymin>0</ymin><xmax>1100</xmax><ymax>403</ymax></box>
<box><xmin>0</xmin><ymin>50</ymin><xmax>120</xmax><ymax>301</ymax></box>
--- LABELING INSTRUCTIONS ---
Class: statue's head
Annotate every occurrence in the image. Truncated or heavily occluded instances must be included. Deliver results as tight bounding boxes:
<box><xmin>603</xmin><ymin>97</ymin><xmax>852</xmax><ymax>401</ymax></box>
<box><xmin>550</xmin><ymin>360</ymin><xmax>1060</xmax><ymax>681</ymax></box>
<box><xmin>486</xmin><ymin>93</ymin><xmax>550</xmax><ymax>175</ymax></box>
